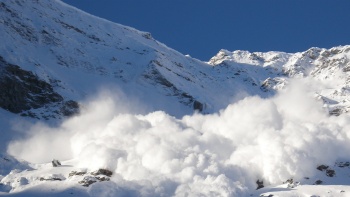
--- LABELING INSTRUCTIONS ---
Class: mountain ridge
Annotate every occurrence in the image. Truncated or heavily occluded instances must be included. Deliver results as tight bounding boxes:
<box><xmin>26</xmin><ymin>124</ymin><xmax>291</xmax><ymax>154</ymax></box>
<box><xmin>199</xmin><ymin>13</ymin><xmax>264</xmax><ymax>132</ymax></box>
<box><xmin>2</xmin><ymin>0</ymin><xmax>350</xmax><ymax>120</ymax></box>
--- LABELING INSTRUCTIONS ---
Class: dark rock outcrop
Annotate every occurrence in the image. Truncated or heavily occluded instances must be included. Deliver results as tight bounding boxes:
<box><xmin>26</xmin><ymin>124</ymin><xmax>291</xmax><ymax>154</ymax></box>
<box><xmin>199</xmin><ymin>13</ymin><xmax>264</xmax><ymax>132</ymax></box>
<box><xmin>0</xmin><ymin>56</ymin><xmax>79</xmax><ymax>119</ymax></box>
<box><xmin>51</xmin><ymin>159</ymin><xmax>61</xmax><ymax>167</ymax></box>
<box><xmin>69</xmin><ymin>171</ymin><xmax>86</xmax><ymax>177</ymax></box>
<box><xmin>193</xmin><ymin>100</ymin><xmax>204</xmax><ymax>112</ymax></box>
<box><xmin>314</xmin><ymin>180</ymin><xmax>323</xmax><ymax>185</ymax></box>
<box><xmin>60</xmin><ymin>100</ymin><xmax>79</xmax><ymax>116</ymax></box>
<box><xmin>336</xmin><ymin>161</ymin><xmax>350</xmax><ymax>168</ymax></box>
<box><xmin>78</xmin><ymin>176</ymin><xmax>98</xmax><ymax>187</ymax></box>
<box><xmin>0</xmin><ymin>56</ymin><xmax>63</xmax><ymax>113</ymax></box>
<box><xmin>256</xmin><ymin>179</ymin><xmax>264</xmax><ymax>190</ymax></box>
<box><xmin>91</xmin><ymin>169</ymin><xmax>113</xmax><ymax>177</ymax></box>
<box><xmin>77</xmin><ymin>169</ymin><xmax>112</xmax><ymax>187</ymax></box>
<box><xmin>316</xmin><ymin>164</ymin><xmax>336</xmax><ymax>177</ymax></box>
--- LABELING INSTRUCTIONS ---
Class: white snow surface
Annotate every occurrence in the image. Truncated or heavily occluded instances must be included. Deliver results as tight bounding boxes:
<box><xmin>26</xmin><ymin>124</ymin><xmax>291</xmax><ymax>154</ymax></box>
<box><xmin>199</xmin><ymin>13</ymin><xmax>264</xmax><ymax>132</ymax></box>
<box><xmin>1</xmin><ymin>0</ymin><xmax>350</xmax><ymax>196</ymax></box>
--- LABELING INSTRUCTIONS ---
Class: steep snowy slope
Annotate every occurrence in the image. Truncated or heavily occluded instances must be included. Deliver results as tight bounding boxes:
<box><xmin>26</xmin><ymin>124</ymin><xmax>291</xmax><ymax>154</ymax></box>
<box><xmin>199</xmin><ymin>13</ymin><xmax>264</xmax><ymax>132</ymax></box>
<box><xmin>0</xmin><ymin>0</ymin><xmax>267</xmax><ymax>121</ymax></box>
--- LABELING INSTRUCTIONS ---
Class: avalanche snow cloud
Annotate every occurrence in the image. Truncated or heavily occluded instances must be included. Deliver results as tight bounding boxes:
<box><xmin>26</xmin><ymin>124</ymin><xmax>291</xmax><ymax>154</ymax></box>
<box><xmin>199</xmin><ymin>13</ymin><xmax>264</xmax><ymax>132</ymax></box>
<box><xmin>7</xmin><ymin>78</ymin><xmax>350</xmax><ymax>196</ymax></box>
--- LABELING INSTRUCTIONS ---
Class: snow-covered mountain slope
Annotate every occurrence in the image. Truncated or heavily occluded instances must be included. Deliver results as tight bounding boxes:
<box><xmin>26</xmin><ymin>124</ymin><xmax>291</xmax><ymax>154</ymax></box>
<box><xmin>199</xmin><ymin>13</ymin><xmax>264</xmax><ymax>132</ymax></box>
<box><xmin>2</xmin><ymin>0</ymin><xmax>350</xmax><ymax>196</ymax></box>
<box><xmin>1</xmin><ymin>0</ymin><xmax>261</xmax><ymax>120</ymax></box>
<box><xmin>1</xmin><ymin>0</ymin><xmax>350</xmax><ymax>120</ymax></box>
<box><xmin>209</xmin><ymin>46</ymin><xmax>350</xmax><ymax>115</ymax></box>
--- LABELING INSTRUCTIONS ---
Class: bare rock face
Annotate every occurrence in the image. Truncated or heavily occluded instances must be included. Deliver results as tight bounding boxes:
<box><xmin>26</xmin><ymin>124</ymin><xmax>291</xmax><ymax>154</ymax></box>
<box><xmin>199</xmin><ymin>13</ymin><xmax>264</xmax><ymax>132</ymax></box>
<box><xmin>193</xmin><ymin>100</ymin><xmax>204</xmax><ymax>112</ymax></box>
<box><xmin>314</xmin><ymin>180</ymin><xmax>323</xmax><ymax>185</ymax></box>
<box><xmin>76</xmin><ymin>169</ymin><xmax>112</xmax><ymax>187</ymax></box>
<box><xmin>78</xmin><ymin>176</ymin><xmax>98</xmax><ymax>187</ymax></box>
<box><xmin>0</xmin><ymin>56</ymin><xmax>63</xmax><ymax>113</ymax></box>
<box><xmin>91</xmin><ymin>169</ymin><xmax>113</xmax><ymax>177</ymax></box>
<box><xmin>60</xmin><ymin>100</ymin><xmax>80</xmax><ymax>117</ymax></box>
<box><xmin>316</xmin><ymin>165</ymin><xmax>336</xmax><ymax>177</ymax></box>
<box><xmin>256</xmin><ymin>179</ymin><xmax>264</xmax><ymax>190</ymax></box>
<box><xmin>69</xmin><ymin>171</ymin><xmax>86</xmax><ymax>177</ymax></box>
<box><xmin>51</xmin><ymin>159</ymin><xmax>61</xmax><ymax>167</ymax></box>
<box><xmin>0</xmin><ymin>56</ymin><xmax>79</xmax><ymax>119</ymax></box>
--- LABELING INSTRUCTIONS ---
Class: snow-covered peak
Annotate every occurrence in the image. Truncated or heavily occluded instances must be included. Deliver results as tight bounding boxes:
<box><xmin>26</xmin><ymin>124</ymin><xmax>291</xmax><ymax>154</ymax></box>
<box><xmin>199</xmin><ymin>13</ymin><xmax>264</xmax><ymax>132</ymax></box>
<box><xmin>207</xmin><ymin>45</ymin><xmax>350</xmax><ymax>115</ymax></box>
<box><xmin>208</xmin><ymin>49</ymin><xmax>291</xmax><ymax>67</ymax></box>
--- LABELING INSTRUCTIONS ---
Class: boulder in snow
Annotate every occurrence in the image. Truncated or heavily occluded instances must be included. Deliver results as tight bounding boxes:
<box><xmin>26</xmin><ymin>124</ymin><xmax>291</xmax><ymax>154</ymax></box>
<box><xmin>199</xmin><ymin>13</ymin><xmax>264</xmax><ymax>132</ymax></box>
<box><xmin>51</xmin><ymin>159</ymin><xmax>61</xmax><ymax>167</ymax></box>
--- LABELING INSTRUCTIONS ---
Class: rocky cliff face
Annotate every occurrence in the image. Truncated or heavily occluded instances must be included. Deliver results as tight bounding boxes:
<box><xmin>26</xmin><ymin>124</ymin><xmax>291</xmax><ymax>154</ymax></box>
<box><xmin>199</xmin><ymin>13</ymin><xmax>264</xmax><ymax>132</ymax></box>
<box><xmin>0</xmin><ymin>56</ymin><xmax>79</xmax><ymax>119</ymax></box>
<box><xmin>0</xmin><ymin>55</ymin><xmax>62</xmax><ymax>113</ymax></box>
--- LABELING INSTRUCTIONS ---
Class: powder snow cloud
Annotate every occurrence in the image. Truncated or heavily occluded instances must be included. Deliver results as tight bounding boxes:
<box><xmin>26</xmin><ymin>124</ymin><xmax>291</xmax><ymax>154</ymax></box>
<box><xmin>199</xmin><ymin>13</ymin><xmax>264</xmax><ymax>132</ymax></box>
<box><xmin>7</xmin><ymin>78</ymin><xmax>350</xmax><ymax>196</ymax></box>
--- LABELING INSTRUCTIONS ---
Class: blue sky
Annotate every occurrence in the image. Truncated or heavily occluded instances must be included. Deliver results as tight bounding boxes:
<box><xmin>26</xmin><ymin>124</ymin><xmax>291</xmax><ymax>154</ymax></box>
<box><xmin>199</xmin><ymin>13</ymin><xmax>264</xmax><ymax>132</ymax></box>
<box><xmin>62</xmin><ymin>0</ymin><xmax>350</xmax><ymax>61</ymax></box>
